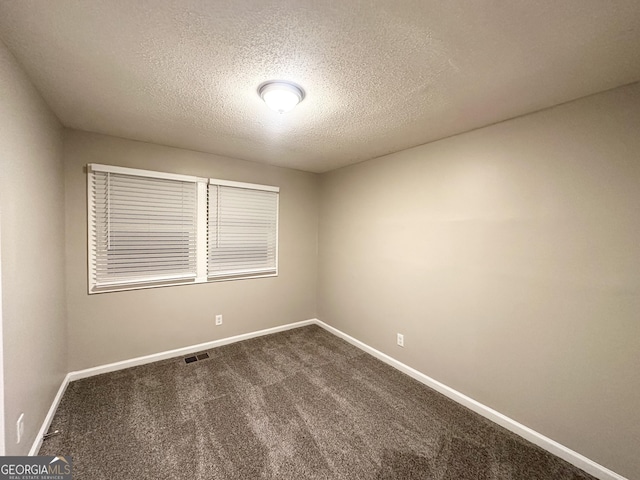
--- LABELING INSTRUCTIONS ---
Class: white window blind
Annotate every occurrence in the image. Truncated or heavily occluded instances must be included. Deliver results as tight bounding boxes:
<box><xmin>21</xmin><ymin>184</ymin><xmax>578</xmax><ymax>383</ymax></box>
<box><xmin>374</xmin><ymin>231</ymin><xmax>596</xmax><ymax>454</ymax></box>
<box><xmin>88</xmin><ymin>165</ymin><xmax>199</xmax><ymax>291</ymax></box>
<box><xmin>207</xmin><ymin>182</ymin><xmax>279</xmax><ymax>279</ymax></box>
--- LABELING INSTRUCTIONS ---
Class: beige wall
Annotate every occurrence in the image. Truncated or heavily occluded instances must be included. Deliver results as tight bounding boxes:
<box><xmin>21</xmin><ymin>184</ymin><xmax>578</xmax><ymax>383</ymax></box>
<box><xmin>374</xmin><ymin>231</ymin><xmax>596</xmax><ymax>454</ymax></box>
<box><xmin>64</xmin><ymin>130</ymin><xmax>319</xmax><ymax>371</ymax></box>
<box><xmin>0</xmin><ymin>41</ymin><xmax>67</xmax><ymax>454</ymax></box>
<box><xmin>318</xmin><ymin>82</ymin><xmax>640</xmax><ymax>479</ymax></box>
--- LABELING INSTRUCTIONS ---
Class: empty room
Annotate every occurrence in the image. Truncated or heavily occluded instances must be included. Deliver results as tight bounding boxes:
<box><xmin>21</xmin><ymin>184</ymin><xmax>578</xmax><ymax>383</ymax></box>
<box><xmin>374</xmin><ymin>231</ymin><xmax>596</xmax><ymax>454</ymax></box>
<box><xmin>0</xmin><ymin>1</ymin><xmax>639</xmax><ymax>479</ymax></box>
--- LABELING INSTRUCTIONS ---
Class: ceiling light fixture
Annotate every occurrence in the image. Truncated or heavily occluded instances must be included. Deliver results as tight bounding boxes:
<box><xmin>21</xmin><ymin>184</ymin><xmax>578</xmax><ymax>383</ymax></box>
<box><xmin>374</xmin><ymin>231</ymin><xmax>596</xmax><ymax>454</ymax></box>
<box><xmin>258</xmin><ymin>81</ymin><xmax>305</xmax><ymax>113</ymax></box>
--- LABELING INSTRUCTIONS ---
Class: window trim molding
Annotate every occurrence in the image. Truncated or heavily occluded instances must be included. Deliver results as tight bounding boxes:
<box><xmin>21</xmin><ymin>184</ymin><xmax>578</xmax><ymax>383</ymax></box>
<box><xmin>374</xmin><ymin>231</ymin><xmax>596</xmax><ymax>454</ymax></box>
<box><xmin>87</xmin><ymin>164</ymin><xmax>279</xmax><ymax>294</ymax></box>
<box><xmin>208</xmin><ymin>177</ymin><xmax>279</xmax><ymax>193</ymax></box>
<box><xmin>88</xmin><ymin>163</ymin><xmax>207</xmax><ymax>183</ymax></box>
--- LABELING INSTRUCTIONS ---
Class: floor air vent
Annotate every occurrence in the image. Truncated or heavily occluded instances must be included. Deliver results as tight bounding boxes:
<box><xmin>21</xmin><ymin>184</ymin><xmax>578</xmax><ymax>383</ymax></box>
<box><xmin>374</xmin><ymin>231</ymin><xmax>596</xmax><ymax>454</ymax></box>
<box><xmin>184</xmin><ymin>352</ymin><xmax>210</xmax><ymax>364</ymax></box>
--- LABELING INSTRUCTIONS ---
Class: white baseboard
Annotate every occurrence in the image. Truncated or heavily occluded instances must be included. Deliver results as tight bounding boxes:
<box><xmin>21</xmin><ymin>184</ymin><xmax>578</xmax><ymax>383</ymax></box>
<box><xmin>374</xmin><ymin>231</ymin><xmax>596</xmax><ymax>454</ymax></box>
<box><xmin>31</xmin><ymin>317</ymin><xmax>627</xmax><ymax>480</ymax></box>
<box><xmin>314</xmin><ymin>319</ymin><xmax>627</xmax><ymax>480</ymax></box>
<box><xmin>29</xmin><ymin>373</ymin><xmax>71</xmax><ymax>456</ymax></box>
<box><xmin>67</xmin><ymin>319</ymin><xmax>316</xmax><ymax>382</ymax></box>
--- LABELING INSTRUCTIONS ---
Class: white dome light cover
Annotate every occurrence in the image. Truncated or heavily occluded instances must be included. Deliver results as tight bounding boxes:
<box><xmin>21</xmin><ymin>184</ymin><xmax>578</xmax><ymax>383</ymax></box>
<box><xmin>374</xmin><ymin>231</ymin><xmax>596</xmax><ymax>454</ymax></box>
<box><xmin>259</xmin><ymin>81</ymin><xmax>305</xmax><ymax>113</ymax></box>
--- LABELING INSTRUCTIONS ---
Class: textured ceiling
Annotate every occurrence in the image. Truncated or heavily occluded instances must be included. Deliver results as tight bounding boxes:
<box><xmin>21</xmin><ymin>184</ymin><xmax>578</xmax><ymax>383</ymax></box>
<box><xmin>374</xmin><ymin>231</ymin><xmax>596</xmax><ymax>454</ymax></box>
<box><xmin>1</xmin><ymin>1</ymin><xmax>639</xmax><ymax>173</ymax></box>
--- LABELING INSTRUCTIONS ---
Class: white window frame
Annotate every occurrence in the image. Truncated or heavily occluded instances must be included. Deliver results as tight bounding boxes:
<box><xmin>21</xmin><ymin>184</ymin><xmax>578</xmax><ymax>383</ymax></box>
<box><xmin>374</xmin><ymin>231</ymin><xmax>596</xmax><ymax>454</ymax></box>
<box><xmin>87</xmin><ymin>164</ymin><xmax>278</xmax><ymax>294</ymax></box>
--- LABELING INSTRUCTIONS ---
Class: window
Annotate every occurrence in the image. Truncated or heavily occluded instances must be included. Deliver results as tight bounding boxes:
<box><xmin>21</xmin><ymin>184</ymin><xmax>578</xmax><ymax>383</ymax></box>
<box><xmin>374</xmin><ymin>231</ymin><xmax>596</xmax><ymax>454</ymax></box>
<box><xmin>208</xmin><ymin>181</ymin><xmax>279</xmax><ymax>279</ymax></box>
<box><xmin>87</xmin><ymin>164</ymin><xmax>279</xmax><ymax>293</ymax></box>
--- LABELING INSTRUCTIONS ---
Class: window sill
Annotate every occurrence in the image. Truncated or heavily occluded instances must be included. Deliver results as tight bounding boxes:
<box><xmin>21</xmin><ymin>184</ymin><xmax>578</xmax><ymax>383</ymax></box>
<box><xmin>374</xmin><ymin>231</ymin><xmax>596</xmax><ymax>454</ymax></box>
<box><xmin>88</xmin><ymin>271</ymin><xmax>278</xmax><ymax>294</ymax></box>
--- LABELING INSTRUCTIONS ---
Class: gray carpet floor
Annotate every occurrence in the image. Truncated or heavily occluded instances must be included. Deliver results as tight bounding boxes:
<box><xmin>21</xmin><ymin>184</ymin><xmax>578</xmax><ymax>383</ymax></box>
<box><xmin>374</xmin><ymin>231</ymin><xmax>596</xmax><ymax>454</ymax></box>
<box><xmin>40</xmin><ymin>325</ymin><xmax>597</xmax><ymax>479</ymax></box>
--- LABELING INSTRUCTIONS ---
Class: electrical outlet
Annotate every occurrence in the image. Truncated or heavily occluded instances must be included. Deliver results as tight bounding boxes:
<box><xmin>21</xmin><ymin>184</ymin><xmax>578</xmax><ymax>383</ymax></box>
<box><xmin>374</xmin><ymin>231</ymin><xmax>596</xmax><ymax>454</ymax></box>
<box><xmin>16</xmin><ymin>413</ymin><xmax>24</xmax><ymax>444</ymax></box>
<box><xmin>215</xmin><ymin>314</ymin><xmax>223</xmax><ymax>326</ymax></box>
<box><xmin>397</xmin><ymin>333</ymin><xmax>404</xmax><ymax>347</ymax></box>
